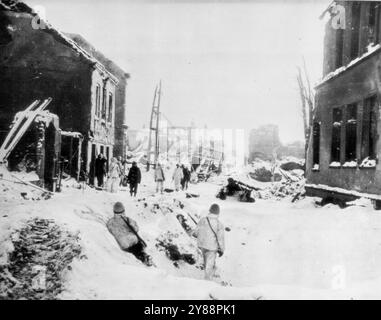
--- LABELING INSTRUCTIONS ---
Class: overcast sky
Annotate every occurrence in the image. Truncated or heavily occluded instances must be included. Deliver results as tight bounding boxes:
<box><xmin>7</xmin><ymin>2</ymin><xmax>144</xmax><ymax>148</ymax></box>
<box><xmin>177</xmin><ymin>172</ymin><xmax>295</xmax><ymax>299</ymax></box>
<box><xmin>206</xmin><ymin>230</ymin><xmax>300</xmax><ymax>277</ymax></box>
<box><xmin>26</xmin><ymin>0</ymin><xmax>328</xmax><ymax>144</ymax></box>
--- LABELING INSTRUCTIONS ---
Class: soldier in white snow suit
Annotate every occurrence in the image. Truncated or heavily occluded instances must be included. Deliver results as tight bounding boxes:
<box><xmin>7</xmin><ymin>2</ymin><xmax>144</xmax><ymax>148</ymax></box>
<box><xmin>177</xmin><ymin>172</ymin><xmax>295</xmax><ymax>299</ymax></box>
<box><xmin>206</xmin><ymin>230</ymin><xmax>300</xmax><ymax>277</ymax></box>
<box><xmin>193</xmin><ymin>204</ymin><xmax>225</xmax><ymax>280</ymax></box>
<box><xmin>107</xmin><ymin>202</ymin><xmax>152</xmax><ymax>266</ymax></box>
<box><xmin>172</xmin><ymin>164</ymin><xmax>184</xmax><ymax>191</ymax></box>
<box><xmin>108</xmin><ymin>157</ymin><xmax>121</xmax><ymax>193</ymax></box>
<box><xmin>154</xmin><ymin>163</ymin><xmax>165</xmax><ymax>194</ymax></box>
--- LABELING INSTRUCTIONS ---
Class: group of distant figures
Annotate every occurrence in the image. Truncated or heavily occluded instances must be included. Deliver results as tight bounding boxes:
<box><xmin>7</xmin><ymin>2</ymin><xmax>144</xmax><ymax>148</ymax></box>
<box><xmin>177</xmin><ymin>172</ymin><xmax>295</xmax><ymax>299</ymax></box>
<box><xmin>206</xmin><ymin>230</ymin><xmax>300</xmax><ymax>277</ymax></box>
<box><xmin>154</xmin><ymin>163</ymin><xmax>191</xmax><ymax>194</ymax></box>
<box><xmin>93</xmin><ymin>153</ymin><xmax>192</xmax><ymax>196</ymax></box>
<box><xmin>94</xmin><ymin>154</ymin><xmax>141</xmax><ymax>196</ymax></box>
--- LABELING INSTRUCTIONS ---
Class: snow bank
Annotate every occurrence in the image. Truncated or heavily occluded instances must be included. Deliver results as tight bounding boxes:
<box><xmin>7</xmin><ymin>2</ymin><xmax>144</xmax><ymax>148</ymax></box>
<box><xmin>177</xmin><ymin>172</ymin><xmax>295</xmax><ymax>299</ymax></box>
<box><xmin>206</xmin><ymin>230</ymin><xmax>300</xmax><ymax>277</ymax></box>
<box><xmin>3</xmin><ymin>164</ymin><xmax>381</xmax><ymax>299</ymax></box>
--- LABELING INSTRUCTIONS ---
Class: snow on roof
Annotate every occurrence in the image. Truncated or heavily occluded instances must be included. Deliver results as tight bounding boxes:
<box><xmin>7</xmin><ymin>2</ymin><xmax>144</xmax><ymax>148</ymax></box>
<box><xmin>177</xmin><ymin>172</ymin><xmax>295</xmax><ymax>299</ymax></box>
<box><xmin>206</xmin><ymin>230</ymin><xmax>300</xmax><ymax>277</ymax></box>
<box><xmin>65</xmin><ymin>33</ymin><xmax>130</xmax><ymax>80</ymax></box>
<box><xmin>0</xmin><ymin>0</ymin><xmax>119</xmax><ymax>84</ymax></box>
<box><xmin>316</xmin><ymin>43</ymin><xmax>381</xmax><ymax>88</ymax></box>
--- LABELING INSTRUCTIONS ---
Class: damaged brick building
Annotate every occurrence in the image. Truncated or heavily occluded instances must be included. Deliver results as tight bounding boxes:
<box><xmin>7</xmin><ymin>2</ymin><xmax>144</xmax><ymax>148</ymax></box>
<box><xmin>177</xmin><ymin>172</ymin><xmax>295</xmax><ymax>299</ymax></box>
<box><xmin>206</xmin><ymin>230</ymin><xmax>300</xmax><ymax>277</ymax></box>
<box><xmin>0</xmin><ymin>1</ymin><xmax>130</xmax><ymax>187</ymax></box>
<box><xmin>306</xmin><ymin>1</ymin><xmax>381</xmax><ymax>204</ymax></box>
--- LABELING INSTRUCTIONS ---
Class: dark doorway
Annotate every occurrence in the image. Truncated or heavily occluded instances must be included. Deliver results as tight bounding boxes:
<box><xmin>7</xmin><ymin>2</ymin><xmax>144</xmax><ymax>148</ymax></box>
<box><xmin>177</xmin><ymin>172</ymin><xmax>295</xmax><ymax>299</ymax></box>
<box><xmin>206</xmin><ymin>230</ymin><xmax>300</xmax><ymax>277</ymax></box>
<box><xmin>89</xmin><ymin>144</ymin><xmax>96</xmax><ymax>185</ymax></box>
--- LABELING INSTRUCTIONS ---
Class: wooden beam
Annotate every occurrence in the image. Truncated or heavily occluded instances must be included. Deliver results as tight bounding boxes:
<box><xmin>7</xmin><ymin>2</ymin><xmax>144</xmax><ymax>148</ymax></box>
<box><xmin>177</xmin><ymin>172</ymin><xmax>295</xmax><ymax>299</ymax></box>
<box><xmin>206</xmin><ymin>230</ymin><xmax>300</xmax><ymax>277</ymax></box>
<box><xmin>10</xmin><ymin>173</ymin><xmax>54</xmax><ymax>195</ymax></box>
<box><xmin>0</xmin><ymin>100</ymin><xmax>40</xmax><ymax>161</ymax></box>
<box><xmin>0</xmin><ymin>98</ymin><xmax>52</xmax><ymax>162</ymax></box>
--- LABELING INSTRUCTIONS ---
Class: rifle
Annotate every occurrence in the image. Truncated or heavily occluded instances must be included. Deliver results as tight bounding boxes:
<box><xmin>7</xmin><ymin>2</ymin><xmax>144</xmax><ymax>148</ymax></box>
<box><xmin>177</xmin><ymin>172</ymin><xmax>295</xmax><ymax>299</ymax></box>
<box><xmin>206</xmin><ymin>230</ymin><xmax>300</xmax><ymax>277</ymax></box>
<box><xmin>121</xmin><ymin>216</ymin><xmax>147</xmax><ymax>248</ymax></box>
<box><xmin>186</xmin><ymin>211</ymin><xmax>198</xmax><ymax>225</ymax></box>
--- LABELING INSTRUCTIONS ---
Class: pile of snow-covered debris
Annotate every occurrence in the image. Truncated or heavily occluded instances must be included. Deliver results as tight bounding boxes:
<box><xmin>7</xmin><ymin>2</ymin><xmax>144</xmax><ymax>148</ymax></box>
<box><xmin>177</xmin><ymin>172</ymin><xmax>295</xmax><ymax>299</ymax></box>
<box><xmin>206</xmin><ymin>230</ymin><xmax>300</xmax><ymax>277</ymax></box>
<box><xmin>254</xmin><ymin>179</ymin><xmax>305</xmax><ymax>201</ymax></box>
<box><xmin>0</xmin><ymin>166</ymin><xmax>49</xmax><ymax>203</ymax></box>
<box><xmin>0</xmin><ymin>218</ymin><xmax>82</xmax><ymax>300</ymax></box>
<box><xmin>213</xmin><ymin>158</ymin><xmax>305</xmax><ymax>202</ymax></box>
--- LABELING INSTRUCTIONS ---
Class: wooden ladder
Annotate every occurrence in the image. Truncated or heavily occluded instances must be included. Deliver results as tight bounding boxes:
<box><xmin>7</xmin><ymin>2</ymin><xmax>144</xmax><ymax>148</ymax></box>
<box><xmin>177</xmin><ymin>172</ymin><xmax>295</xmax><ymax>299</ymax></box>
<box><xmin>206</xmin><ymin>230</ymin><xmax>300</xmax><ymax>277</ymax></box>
<box><xmin>0</xmin><ymin>98</ymin><xmax>52</xmax><ymax>163</ymax></box>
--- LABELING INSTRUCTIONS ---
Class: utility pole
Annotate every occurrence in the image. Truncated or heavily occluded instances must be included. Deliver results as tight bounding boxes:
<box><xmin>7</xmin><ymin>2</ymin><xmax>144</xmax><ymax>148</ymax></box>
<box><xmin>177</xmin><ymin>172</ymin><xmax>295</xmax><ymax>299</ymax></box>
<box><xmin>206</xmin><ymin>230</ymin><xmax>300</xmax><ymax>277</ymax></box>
<box><xmin>147</xmin><ymin>80</ymin><xmax>162</xmax><ymax>171</ymax></box>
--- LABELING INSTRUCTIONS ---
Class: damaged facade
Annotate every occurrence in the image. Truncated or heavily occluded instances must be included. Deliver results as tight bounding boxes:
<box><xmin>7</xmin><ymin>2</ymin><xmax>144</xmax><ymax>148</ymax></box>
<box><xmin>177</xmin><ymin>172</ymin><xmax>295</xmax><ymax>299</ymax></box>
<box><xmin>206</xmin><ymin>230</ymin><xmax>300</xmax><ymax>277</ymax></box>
<box><xmin>306</xmin><ymin>1</ymin><xmax>381</xmax><ymax>202</ymax></box>
<box><xmin>0</xmin><ymin>1</ymin><xmax>129</xmax><ymax>187</ymax></box>
<box><xmin>65</xmin><ymin>33</ymin><xmax>130</xmax><ymax>163</ymax></box>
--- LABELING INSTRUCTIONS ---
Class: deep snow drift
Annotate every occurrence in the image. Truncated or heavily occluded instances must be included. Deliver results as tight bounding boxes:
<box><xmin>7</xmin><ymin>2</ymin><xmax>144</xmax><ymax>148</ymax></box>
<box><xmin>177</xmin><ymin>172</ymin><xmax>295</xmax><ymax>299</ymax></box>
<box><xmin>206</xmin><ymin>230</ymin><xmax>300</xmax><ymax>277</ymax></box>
<box><xmin>2</xmin><ymin>164</ymin><xmax>381</xmax><ymax>299</ymax></box>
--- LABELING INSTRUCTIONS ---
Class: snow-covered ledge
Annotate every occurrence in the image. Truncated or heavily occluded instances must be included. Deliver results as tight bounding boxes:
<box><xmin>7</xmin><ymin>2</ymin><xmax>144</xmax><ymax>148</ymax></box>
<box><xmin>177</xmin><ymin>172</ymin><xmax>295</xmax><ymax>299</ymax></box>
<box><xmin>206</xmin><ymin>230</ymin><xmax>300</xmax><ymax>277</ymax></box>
<box><xmin>359</xmin><ymin>157</ymin><xmax>377</xmax><ymax>168</ymax></box>
<box><xmin>342</xmin><ymin>161</ymin><xmax>357</xmax><ymax>168</ymax></box>
<box><xmin>305</xmin><ymin>183</ymin><xmax>381</xmax><ymax>201</ymax></box>
<box><xmin>329</xmin><ymin>161</ymin><xmax>341</xmax><ymax>168</ymax></box>
<box><xmin>316</xmin><ymin>43</ymin><xmax>381</xmax><ymax>87</ymax></box>
<box><xmin>328</xmin><ymin>159</ymin><xmax>377</xmax><ymax>169</ymax></box>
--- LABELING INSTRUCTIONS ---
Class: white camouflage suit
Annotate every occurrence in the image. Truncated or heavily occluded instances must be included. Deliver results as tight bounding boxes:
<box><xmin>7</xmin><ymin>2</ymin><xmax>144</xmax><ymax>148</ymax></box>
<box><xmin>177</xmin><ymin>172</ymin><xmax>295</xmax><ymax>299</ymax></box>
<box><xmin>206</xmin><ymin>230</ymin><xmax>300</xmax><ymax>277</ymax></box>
<box><xmin>193</xmin><ymin>213</ymin><xmax>225</xmax><ymax>280</ymax></box>
<box><xmin>172</xmin><ymin>166</ymin><xmax>184</xmax><ymax>191</ymax></box>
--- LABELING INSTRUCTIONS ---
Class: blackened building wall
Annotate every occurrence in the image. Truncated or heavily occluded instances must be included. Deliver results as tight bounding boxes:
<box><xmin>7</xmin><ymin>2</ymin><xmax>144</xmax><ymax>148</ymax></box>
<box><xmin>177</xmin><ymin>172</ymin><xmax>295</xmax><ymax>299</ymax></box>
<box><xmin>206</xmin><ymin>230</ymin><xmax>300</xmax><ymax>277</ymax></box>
<box><xmin>0</xmin><ymin>2</ymin><xmax>118</xmax><ymax>177</ymax></box>
<box><xmin>66</xmin><ymin>33</ymin><xmax>130</xmax><ymax>159</ymax></box>
<box><xmin>306</xmin><ymin>1</ymin><xmax>381</xmax><ymax>197</ymax></box>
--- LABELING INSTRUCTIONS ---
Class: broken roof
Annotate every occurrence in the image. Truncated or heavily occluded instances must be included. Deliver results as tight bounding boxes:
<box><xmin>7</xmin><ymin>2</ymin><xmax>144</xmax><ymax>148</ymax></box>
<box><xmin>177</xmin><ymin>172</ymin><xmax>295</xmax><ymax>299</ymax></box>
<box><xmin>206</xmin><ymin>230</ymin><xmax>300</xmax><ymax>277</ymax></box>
<box><xmin>0</xmin><ymin>0</ymin><xmax>119</xmax><ymax>84</ymax></box>
<box><xmin>65</xmin><ymin>33</ymin><xmax>130</xmax><ymax>81</ymax></box>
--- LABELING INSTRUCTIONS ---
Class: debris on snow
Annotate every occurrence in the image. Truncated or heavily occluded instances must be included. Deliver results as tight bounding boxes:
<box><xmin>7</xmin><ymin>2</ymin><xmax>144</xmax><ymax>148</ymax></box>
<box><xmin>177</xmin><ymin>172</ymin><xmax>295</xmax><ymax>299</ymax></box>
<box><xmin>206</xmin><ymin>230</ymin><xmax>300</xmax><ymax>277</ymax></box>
<box><xmin>0</xmin><ymin>218</ymin><xmax>82</xmax><ymax>300</ymax></box>
<box><xmin>249</xmin><ymin>166</ymin><xmax>281</xmax><ymax>182</ymax></box>
<box><xmin>156</xmin><ymin>234</ymin><xmax>197</xmax><ymax>267</ymax></box>
<box><xmin>279</xmin><ymin>157</ymin><xmax>305</xmax><ymax>171</ymax></box>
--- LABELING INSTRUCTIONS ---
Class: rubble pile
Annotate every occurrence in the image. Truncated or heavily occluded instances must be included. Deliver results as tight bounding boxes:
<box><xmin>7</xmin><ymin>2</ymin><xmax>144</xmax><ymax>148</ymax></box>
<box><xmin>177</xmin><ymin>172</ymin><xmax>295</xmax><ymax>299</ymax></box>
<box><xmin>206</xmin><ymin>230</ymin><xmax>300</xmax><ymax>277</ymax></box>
<box><xmin>249</xmin><ymin>166</ymin><xmax>282</xmax><ymax>182</ymax></box>
<box><xmin>0</xmin><ymin>218</ymin><xmax>82</xmax><ymax>300</ymax></box>
<box><xmin>234</xmin><ymin>158</ymin><xmax>306</xmax><ymax>201</ymax></box>
<box><xmin>279</xmin><ymin>160</ymin><xmax>304</xmax><ymax>171</ymax></box>
<box><xmin>0</xmin><ymin>168</ymin><xmax>51</xmax><ymax>203</ymax></box>
<box><xmin>255</xmin><ymin>179</ymin><xmax>305</xmax><ymax>201</ymax></box>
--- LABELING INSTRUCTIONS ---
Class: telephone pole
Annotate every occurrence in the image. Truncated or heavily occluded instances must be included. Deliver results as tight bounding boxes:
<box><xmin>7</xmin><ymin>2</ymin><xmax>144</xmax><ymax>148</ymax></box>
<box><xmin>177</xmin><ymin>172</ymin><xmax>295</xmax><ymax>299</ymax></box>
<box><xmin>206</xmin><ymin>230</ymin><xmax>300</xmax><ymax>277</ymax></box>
<box><xmin>147</xmin><ymin>80</ymin><xmax>162</xmax><ymax>171</ymax></box>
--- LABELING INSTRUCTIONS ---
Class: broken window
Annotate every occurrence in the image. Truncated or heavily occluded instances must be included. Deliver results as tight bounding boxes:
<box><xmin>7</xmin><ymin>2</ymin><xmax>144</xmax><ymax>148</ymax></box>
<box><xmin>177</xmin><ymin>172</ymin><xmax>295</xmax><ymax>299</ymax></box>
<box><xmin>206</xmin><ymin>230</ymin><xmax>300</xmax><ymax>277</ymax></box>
<box><xmin>362</xmin><ymin>95</ymin><xmax>378</xmax><ymax>160</ymax></box>
<box><xmin>350</xmin><ymin>2</ymin><xmax>361</xmax><ymax>59</ymax></box>
<box><xmin>345</xmin><ymin>103</ymin><xmax>357</xmax><ymax>162</ymax></box>
<box><xmin>101</xmin><ymin>87</ymin><xmax>107</xmax><ymax>120</ymax></box>
<box><xmin>95</xmin><ymin>84</ymin><xmax>101</xmax><ymax>117</ymax></box>
<box><xmin>312</xmin><ymin>122</ymin><xmax>320</xmax><ymax>166</ymax></box>
<box><xmin>108</xmin><ymin>93</ymin><xmax>113</xmax><ymax>122</ymax></box>
<box><xmin>335</xmin><ymin>29</ymin><xmax>344</xmax><ymax>68</ymax></box>
<box><xmin>331</xmin><ymin>107</ymin><xmax>342</xmax><ymax>163</ymax></box>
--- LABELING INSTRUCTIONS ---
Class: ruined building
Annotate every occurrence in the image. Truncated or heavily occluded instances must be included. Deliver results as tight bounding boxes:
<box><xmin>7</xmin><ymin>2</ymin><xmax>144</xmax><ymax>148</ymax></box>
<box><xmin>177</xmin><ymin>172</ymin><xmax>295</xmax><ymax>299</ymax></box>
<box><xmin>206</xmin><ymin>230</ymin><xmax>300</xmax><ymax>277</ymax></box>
<box><xmin>64</xmin><ymin>33</ymin><xmax>130</xmax><ymax>160</ymax></box>
<box><xmin>248</xmin><ymin>124</ymin><xmax>281</xmax><ymax>162</ymax></box>
<box><xmin>306</xmin><ymin>1</ymin><xmax>381</xmax><ymax>203</ymax></box>
<box><xmin>0</xmin><ymin>1</ymin><xmax>129</xmax><ymax>185</ymax></box>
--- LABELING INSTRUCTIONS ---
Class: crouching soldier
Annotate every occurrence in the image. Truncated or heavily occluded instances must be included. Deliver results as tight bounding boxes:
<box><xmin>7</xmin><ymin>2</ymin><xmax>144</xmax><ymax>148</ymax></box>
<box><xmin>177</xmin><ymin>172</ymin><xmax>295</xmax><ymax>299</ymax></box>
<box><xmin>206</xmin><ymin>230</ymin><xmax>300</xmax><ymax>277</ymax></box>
<box><xmin>107</xmin><ymin>202</ymin><xmax>153</xmax><ymax>266</ymax></box>
<box><xmin>193</xmin><ymin>203</ymin><xmax>225</xmax><ymax>280</ymax></box>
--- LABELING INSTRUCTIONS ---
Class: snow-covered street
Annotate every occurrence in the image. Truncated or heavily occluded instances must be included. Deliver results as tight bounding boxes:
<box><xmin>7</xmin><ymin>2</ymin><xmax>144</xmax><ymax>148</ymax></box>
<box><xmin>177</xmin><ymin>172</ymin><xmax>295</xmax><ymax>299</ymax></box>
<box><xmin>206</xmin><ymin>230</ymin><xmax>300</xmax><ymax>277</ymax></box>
<box><xmin>2</xmin><ymin>165</ymin><xmax>381</xmax><ymax>300</ymax></box>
